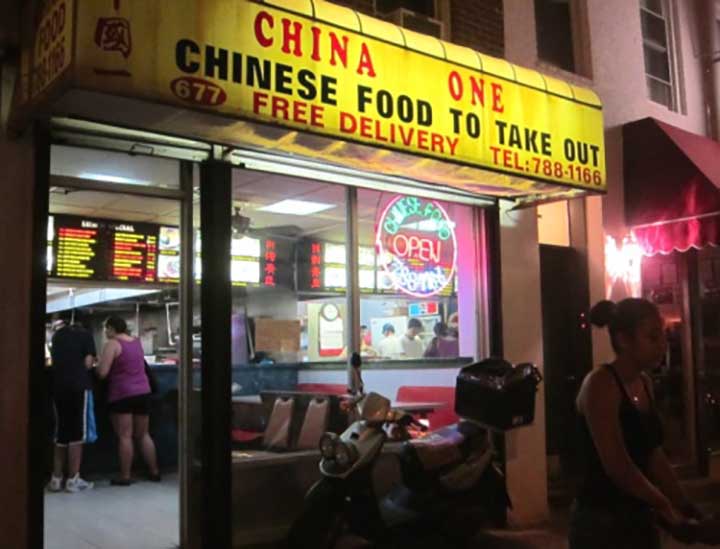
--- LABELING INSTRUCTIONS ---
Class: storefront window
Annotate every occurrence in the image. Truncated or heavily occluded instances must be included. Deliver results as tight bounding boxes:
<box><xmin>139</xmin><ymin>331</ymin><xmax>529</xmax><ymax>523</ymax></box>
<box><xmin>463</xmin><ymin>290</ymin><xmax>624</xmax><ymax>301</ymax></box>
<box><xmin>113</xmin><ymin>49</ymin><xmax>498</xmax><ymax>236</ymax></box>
<box><xmin>357</xmin><ymin>189</ymin><xmax>479</xmax><ymax>365</ymax></box>
<box><xmin>697</xmin><ymin>247</ymin><xmax>720</xmax><ymax>453</ymax></box>
<box><xmin>227</xmin><ymin>169</ymin><xmax>348</xmax><ymax>372</ymax></box>
<box><xmin>641</xmin><ymin>252</ymin><xmax>693</xmax><ymax>464</ymax></box>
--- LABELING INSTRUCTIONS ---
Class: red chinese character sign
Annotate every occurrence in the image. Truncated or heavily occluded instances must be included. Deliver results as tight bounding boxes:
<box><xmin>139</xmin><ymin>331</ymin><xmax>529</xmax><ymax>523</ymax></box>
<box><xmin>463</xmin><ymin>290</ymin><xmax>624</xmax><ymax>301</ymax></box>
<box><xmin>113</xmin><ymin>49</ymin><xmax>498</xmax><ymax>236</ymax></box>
<box><xmin>376</xmin><ymin>196</ymin><xmax>457</xmax><ymax>298</ymax></box>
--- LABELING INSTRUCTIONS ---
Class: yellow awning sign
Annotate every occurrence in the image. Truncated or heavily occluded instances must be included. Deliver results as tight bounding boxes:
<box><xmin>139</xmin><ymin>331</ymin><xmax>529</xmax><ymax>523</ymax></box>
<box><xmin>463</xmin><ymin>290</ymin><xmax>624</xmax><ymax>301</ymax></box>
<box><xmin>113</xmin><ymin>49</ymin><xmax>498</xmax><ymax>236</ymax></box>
<box><xmin>20</xmin><ymin>0</ymin><xmax>606</xmax><ymax>193</ymax></box>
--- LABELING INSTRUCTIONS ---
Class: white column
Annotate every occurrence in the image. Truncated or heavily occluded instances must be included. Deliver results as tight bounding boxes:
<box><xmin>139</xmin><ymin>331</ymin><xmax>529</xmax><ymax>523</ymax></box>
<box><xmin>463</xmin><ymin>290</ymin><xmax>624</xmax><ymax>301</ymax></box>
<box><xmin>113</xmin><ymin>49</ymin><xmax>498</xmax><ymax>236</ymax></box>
<box><xmin>499</xmin><ymin>200</ymin><xmax>549</xmax><ymax>526</ymax></box>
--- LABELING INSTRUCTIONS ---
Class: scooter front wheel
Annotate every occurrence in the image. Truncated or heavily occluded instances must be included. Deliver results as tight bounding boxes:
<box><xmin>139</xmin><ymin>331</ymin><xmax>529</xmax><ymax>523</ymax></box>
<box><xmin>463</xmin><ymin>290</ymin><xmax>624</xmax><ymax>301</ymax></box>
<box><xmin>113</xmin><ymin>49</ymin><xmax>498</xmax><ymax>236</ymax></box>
<box><xmin>287</xmin><ymin>479</ymin><xmax>347</xmax><ymax>549</ymax></box>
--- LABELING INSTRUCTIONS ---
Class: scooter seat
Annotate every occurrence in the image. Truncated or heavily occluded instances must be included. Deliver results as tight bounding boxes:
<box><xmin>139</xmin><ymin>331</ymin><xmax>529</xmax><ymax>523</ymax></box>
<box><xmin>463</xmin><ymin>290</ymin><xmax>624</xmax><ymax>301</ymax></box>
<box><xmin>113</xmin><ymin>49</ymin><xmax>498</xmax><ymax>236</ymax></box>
<box><xmin>405</xmin><ymin>425</ymin><xmax>466</xmax><ymax>470</ymax></box>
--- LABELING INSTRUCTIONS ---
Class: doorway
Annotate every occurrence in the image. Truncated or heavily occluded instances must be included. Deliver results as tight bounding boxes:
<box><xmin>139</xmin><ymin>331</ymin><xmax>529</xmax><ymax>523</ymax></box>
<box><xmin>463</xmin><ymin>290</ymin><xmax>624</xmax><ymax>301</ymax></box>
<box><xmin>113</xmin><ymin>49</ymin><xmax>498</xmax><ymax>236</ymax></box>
<box><xmin>540</xmin><ymin>244</ymin><xmax>592</xmax><ymax>502</ymax></box>
<box><xmin>42</xmin><ymin>143</ymin><xmax>192</xmax><ymax>549</ymax></box>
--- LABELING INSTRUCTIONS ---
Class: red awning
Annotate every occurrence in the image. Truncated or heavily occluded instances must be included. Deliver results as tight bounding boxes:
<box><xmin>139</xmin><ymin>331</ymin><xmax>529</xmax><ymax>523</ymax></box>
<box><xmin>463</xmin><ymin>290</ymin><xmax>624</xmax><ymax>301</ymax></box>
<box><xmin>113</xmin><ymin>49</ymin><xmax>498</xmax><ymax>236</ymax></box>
<box><xmin>624</xmin><ymin>117</ymin><xmax>720</xmax><ymax>255</ymax></box>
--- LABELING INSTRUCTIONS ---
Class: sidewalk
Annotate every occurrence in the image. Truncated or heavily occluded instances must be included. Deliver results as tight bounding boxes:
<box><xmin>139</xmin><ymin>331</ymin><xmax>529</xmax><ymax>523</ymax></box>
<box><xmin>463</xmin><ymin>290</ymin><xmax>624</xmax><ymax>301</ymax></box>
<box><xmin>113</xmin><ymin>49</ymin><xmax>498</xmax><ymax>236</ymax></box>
<box><xmin>473</xmin><ymin>497</ymin><xmax>720</xmax><ymax>549</ymax></box>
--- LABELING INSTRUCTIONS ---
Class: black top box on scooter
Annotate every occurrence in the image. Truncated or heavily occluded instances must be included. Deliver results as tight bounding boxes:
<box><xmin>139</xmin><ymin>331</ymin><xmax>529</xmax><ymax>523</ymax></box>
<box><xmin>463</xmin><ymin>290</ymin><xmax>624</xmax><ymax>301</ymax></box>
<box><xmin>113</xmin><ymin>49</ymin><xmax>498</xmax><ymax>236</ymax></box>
<box><xmin>455</xmin><ymin>358</ymin><xmax>542</xmax><ymax>431</ymax></box>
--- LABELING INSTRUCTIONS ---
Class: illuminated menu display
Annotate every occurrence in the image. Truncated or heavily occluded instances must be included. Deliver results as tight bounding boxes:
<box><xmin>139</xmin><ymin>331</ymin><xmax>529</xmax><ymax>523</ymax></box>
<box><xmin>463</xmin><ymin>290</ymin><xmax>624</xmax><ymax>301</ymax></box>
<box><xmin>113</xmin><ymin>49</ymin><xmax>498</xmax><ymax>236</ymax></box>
<box><xmin>111</xmin><ymin>223</ymin><xmax>158</xmax><ymax>282</ymax></box>
<box><xmin>50</xmin><ymin>215</ymin><xmax>163</xmax><ymax>284</ymax></box>
<box><xmin>55</xmin><ymin>218</ymin><xmax>101</xmax><ymax>279</ymax></box>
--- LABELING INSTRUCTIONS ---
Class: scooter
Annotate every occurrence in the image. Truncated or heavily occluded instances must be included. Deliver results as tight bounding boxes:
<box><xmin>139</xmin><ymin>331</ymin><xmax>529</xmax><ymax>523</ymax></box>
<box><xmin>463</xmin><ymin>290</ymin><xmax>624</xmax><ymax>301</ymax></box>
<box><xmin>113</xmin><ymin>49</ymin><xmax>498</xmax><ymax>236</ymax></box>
<box><xmin>287</xmin><ymin>355</ymin><xmax>512</xmax><ymax>549</ymax></box>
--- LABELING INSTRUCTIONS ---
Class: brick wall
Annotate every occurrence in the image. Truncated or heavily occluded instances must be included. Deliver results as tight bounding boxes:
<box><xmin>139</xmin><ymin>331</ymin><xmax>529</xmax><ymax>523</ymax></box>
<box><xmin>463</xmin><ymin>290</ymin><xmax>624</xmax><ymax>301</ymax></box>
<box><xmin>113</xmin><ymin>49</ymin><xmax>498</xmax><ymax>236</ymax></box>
<box><xmin>332</xmin><ymin>0</ymin><xmax>374</xmax><ymax>16</ymax></box>
<box><xmin>450</xmin><ymin>0</ymin><xmax>504</xmax><ymax>58</ymax></box>
<box><xmin>330</xmin><ymin>0</ymin><xmax>505</xmax><ymax>58</ymax></box>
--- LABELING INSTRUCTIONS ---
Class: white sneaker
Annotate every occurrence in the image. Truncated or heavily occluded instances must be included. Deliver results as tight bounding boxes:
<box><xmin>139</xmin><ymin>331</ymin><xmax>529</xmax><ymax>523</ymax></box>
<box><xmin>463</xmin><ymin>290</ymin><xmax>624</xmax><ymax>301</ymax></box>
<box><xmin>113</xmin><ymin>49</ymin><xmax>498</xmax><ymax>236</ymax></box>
<box><xmin>46</xmin><ymin>476</ymin><xmax>63</xmax><ymax>492</ymax></box>
<box><xmin>65</xmin><ymin>475</ymin><xmax>94</xmax><ymax>493</ymax></box>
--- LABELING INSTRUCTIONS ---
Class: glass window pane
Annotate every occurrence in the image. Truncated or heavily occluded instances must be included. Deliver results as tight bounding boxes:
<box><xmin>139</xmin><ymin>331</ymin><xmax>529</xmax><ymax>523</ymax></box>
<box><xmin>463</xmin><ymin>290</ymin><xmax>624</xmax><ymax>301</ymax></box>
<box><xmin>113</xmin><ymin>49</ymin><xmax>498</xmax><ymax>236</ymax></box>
<box><xmin>643</xmin><ymin>45</ymin><xmax>671</xmax><ymax>81</ymax></box>
<box><xmin>229</xmin><ymin>169</ymin><xmax>348</xmax><ymax>545</ymax></box>
<box><xmin>51</xmin><ymin>145</ymin><xmax>181</xmax><ymax>189</ymax></box>
<box><xmin>647</xmin><ymin>76</ymin><xmax>673</xmax><ymax>108</ymax></box>
<box><xmin>641</xmin><ymin>11</ymin><xmax>668</xmax><ymax>48</ymax></box>
<box><xmin>641</xmin><ymin>252</ymin><xmax>694</xmax><ymax>466</ymax></box>
<box><xmin>641</xmin><ymin>0</ymin><xmax>664</xmax><ymax>16</ymax></box>
<box><xmin>358</xmin><ymin>189</ymin><xmax>481</xmax><ymax>372</ymax></box>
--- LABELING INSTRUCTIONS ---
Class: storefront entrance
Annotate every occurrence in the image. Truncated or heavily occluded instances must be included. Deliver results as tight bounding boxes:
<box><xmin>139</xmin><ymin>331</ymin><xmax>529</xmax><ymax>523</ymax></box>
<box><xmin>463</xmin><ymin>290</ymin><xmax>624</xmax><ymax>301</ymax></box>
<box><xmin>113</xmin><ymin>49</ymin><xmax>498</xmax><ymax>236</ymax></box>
<box><xmin>40</xmin><ymin>122</ymin><xmax>496</xmax><ymax>548</ymax></box>
<box><xmin>43</xmin><ymin>140</ymin><xmax>193</xmax><ymax>548</ymax></box>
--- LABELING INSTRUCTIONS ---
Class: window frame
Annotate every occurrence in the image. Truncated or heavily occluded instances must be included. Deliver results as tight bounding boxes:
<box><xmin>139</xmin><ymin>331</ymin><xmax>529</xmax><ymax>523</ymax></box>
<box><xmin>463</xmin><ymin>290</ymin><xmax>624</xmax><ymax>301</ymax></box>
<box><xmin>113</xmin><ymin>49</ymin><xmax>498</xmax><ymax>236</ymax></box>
<box><xmin>640</xmin><ymin>0</ymin><xmax>681</xmax><ymax>111</ymax></box>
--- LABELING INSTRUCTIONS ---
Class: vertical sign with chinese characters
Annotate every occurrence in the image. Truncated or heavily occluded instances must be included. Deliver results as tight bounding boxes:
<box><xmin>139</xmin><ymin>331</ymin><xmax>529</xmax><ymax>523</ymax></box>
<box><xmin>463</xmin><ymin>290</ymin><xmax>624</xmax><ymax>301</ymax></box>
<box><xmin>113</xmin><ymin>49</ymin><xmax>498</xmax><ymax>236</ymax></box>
<box><xmin>310</xmin><ymin>242</ymin><xmax>322</xmax><ymax>290</ymax></box>
<box><xmin>263</xmin><ymin>239</ymin><xmax>277</xmax><ymax>287</ymax></box>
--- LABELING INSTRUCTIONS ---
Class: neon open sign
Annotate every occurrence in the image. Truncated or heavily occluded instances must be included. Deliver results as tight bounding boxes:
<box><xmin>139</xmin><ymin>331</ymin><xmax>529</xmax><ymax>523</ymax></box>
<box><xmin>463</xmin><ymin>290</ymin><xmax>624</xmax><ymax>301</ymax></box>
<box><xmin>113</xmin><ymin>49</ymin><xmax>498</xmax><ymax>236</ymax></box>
<box><xmin>376</xmin><ymin>195</ymin><xmax>457</xmax><ymax>298</ymax></box>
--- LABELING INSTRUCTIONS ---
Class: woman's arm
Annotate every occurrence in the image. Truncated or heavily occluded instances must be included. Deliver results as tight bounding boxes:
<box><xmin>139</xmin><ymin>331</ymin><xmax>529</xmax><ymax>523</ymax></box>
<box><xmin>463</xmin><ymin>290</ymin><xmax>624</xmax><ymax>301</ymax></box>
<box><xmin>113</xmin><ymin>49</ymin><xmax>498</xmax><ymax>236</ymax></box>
<box><xmin>96</xmin><ymin>340</ymin><xmax>120</xmax><ymax>379</ymax></box>
<box><xmin>582</xmin><ymin>371</ymin><xmax>677</xmax><ymax>517</ymax></box>
<box><xmin>647</xmin><ymin>447</ymin><xmax>690</xmax><ymax>509</ymax></box>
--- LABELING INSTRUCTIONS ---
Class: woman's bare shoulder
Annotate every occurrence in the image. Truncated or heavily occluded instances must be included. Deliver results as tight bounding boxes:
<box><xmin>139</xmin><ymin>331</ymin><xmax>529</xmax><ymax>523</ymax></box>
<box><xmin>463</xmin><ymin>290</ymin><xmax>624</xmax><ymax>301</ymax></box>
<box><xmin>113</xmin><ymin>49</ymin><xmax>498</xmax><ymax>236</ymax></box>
<box><xmin>578</xmin><ymin>367</ymin><xmax>619</xmax><ymax>407</ymax></box>
<box><xmin>103</xmin><ymin>339</ymin><xmax>122</xmax><ymax>352</ymax></box>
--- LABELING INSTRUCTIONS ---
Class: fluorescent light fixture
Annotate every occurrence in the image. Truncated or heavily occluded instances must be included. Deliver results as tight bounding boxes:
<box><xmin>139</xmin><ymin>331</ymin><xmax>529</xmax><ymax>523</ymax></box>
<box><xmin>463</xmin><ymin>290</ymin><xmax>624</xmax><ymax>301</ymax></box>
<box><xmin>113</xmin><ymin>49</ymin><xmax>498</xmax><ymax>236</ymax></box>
<box><xmin>79</xmin><ymin>172</ymin><xmax>151</xmax><ymax>185</ymax></box>
<box><xmin>258</xmin><ymin>199</ymin><xmax>335</xmax><ymax>215</ymax></box>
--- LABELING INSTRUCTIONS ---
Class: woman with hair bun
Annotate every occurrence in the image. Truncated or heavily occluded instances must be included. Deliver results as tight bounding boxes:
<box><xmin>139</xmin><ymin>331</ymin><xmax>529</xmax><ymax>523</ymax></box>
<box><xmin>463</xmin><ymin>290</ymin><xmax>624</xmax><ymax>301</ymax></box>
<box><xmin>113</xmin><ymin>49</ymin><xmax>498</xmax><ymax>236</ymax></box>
<box><xmin>569</xmin><ymin>298</ymin><xmax>701</xmax><ymax>548</ymax></box>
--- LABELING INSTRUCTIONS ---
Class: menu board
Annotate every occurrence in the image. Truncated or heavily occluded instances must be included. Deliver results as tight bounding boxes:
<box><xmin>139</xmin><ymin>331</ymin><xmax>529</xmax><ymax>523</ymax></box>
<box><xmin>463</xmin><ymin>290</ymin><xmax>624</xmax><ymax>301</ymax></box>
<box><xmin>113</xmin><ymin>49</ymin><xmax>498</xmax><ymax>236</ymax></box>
<box><xmin>49</xmin><ymin>215</ymin><xmax>293</xmax><ymax>288</ymax></box>
<box><xmin>53</xmin><ymin>217</ymin><xmax>103</xmax><ymax>279</ymax></box>
<box><xmin>50</xmin><ymin>215</ymin><xmax>159</xmax><ymax>282</ymax></box>
<box><xmin>111</xmin><ymin>222</ymin><xmax>157</xmax><ymax>282</ymax></box>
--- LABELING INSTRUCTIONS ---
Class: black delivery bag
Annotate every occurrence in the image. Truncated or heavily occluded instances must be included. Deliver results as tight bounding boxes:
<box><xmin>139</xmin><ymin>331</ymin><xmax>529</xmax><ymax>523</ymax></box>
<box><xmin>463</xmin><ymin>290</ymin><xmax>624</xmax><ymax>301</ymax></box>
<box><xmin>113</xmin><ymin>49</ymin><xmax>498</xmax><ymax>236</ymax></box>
<box><xmin>454</xmin><ymin>358</ymin><xmax>542</xmax><ymax>431</ymax></box>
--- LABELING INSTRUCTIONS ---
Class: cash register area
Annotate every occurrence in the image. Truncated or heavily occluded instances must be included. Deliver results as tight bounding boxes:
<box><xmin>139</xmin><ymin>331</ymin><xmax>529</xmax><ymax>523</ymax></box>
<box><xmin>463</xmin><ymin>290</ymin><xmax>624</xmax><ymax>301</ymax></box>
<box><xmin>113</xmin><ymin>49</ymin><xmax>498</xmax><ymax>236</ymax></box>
<box><xmin>44</xmin><ymin>146</ymin><xmax>480</xmax><ymax>548</ymax></box>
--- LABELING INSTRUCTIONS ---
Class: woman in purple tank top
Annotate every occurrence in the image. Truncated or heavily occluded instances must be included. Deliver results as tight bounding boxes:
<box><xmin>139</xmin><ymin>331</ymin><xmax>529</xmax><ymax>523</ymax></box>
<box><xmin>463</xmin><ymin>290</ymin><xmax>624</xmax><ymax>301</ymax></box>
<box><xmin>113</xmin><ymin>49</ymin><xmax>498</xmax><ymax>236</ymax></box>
<box><xmin>97</xmin><ymin>316</ymin><xmax>160</xmax><ymax>486</ymax></box>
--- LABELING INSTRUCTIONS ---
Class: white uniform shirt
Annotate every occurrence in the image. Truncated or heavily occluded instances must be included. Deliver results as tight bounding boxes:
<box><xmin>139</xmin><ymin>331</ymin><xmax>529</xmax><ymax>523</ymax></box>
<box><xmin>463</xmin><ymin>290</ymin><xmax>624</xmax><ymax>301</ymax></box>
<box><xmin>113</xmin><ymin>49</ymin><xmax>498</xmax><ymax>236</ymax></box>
<box><xmin>377</xmin><ymin>335</ymin><xmax>403</xmax><ymax>358</ymax></box>
<box><xmin>401</xmin><ymin>335</ymin><xmax>425</xmax><ymax>359</ymax></box>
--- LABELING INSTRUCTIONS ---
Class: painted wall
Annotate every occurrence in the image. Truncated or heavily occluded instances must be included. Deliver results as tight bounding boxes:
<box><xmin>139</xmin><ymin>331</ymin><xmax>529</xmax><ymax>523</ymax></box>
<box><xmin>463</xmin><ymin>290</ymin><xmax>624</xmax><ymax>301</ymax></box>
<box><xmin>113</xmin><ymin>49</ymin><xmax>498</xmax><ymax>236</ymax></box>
<box><xmin>0</xmin><ymin>131</ymin><xmax>35</xmax><ymax>548</ymax></box>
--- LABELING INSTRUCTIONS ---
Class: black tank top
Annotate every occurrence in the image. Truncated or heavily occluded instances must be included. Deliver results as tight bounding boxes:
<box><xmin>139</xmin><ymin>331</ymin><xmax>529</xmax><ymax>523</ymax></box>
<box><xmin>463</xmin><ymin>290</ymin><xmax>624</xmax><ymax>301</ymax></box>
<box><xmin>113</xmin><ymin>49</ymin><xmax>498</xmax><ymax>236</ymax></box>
<box><xmin>576</xmin><ymin>364</ymin><xmax>664</xmax><ymax>509</ymax></box>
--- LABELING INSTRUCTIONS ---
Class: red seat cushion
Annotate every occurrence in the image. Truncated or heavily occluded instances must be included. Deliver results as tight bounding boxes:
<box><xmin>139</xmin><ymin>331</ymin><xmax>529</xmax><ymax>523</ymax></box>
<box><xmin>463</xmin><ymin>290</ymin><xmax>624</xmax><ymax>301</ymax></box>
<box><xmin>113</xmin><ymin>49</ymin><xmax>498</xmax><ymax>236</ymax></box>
<box><xmin>296</xmin><ymin>383</ymin><xmax>347</xmax><ymax>395</ymax></box>
<box><xmin>396</xmin><ymin>386</ymin><xmax>458</xmax><ymax>430</ymax></box>
<box><xmin>231</xmin><ymin>429</ymin><xmax>263</xmax><ymax>443</ymax></box>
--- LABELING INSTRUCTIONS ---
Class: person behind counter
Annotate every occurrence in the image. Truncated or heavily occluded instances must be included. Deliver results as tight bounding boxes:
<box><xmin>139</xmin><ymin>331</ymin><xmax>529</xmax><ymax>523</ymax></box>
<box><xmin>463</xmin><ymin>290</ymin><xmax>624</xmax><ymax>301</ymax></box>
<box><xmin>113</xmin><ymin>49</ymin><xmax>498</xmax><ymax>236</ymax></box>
<box><xmin>97</xmin><ymin>316</ymin><xmax>160</xmax><ymax>486</ymax></box>
<box><xmin>377</xmin><ymin>323</ymin><xmax>402</xmax><ymax>358</ymax></box>
<box><xmin>47</xmin><ymin>317</ymin><xmax>97</xmax><ymax>493</ymax></box>
<box><xmin>424</xmin><ymin>322</ymin><xmax>459</xmax><ymax>358</ymax></box>
<box><xmin>401</xmin><ymin>317</ymin><xmax>425</xmax><ymax>359</ymax></box>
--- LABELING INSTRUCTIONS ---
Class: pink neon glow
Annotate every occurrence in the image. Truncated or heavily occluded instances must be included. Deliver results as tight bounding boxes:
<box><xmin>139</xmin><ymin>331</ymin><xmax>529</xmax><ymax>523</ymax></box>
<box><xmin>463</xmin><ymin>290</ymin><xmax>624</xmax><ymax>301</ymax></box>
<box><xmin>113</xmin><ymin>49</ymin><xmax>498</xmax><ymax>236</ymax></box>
<box><xmin>605</xmin><ymin>234</ymin><xmax>644</xmax><ymax>298</ymax></box>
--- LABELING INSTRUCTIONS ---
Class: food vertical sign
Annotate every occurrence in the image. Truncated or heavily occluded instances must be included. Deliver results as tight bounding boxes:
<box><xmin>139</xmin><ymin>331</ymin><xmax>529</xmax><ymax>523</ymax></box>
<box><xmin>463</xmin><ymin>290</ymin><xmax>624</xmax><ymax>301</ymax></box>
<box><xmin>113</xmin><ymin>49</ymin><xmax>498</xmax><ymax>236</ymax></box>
<box><xmin>30</xmin><ymin>0</ymin><xmax>74</xmax><ymax>99</ymax></box>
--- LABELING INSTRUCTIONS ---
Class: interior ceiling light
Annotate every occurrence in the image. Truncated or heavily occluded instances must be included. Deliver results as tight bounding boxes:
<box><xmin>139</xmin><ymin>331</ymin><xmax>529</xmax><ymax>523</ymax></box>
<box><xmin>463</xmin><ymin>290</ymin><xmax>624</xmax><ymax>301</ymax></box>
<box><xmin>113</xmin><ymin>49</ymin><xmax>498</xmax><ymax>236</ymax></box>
<box><xmin>258</xmin><ymin>199</ymin><xmax>335</xmax><ymax>216</ymax></box>
<box><xmin>78</xmin><ymin>172</ymin><xmax>150</xmax><ymax>185</ymax></box>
